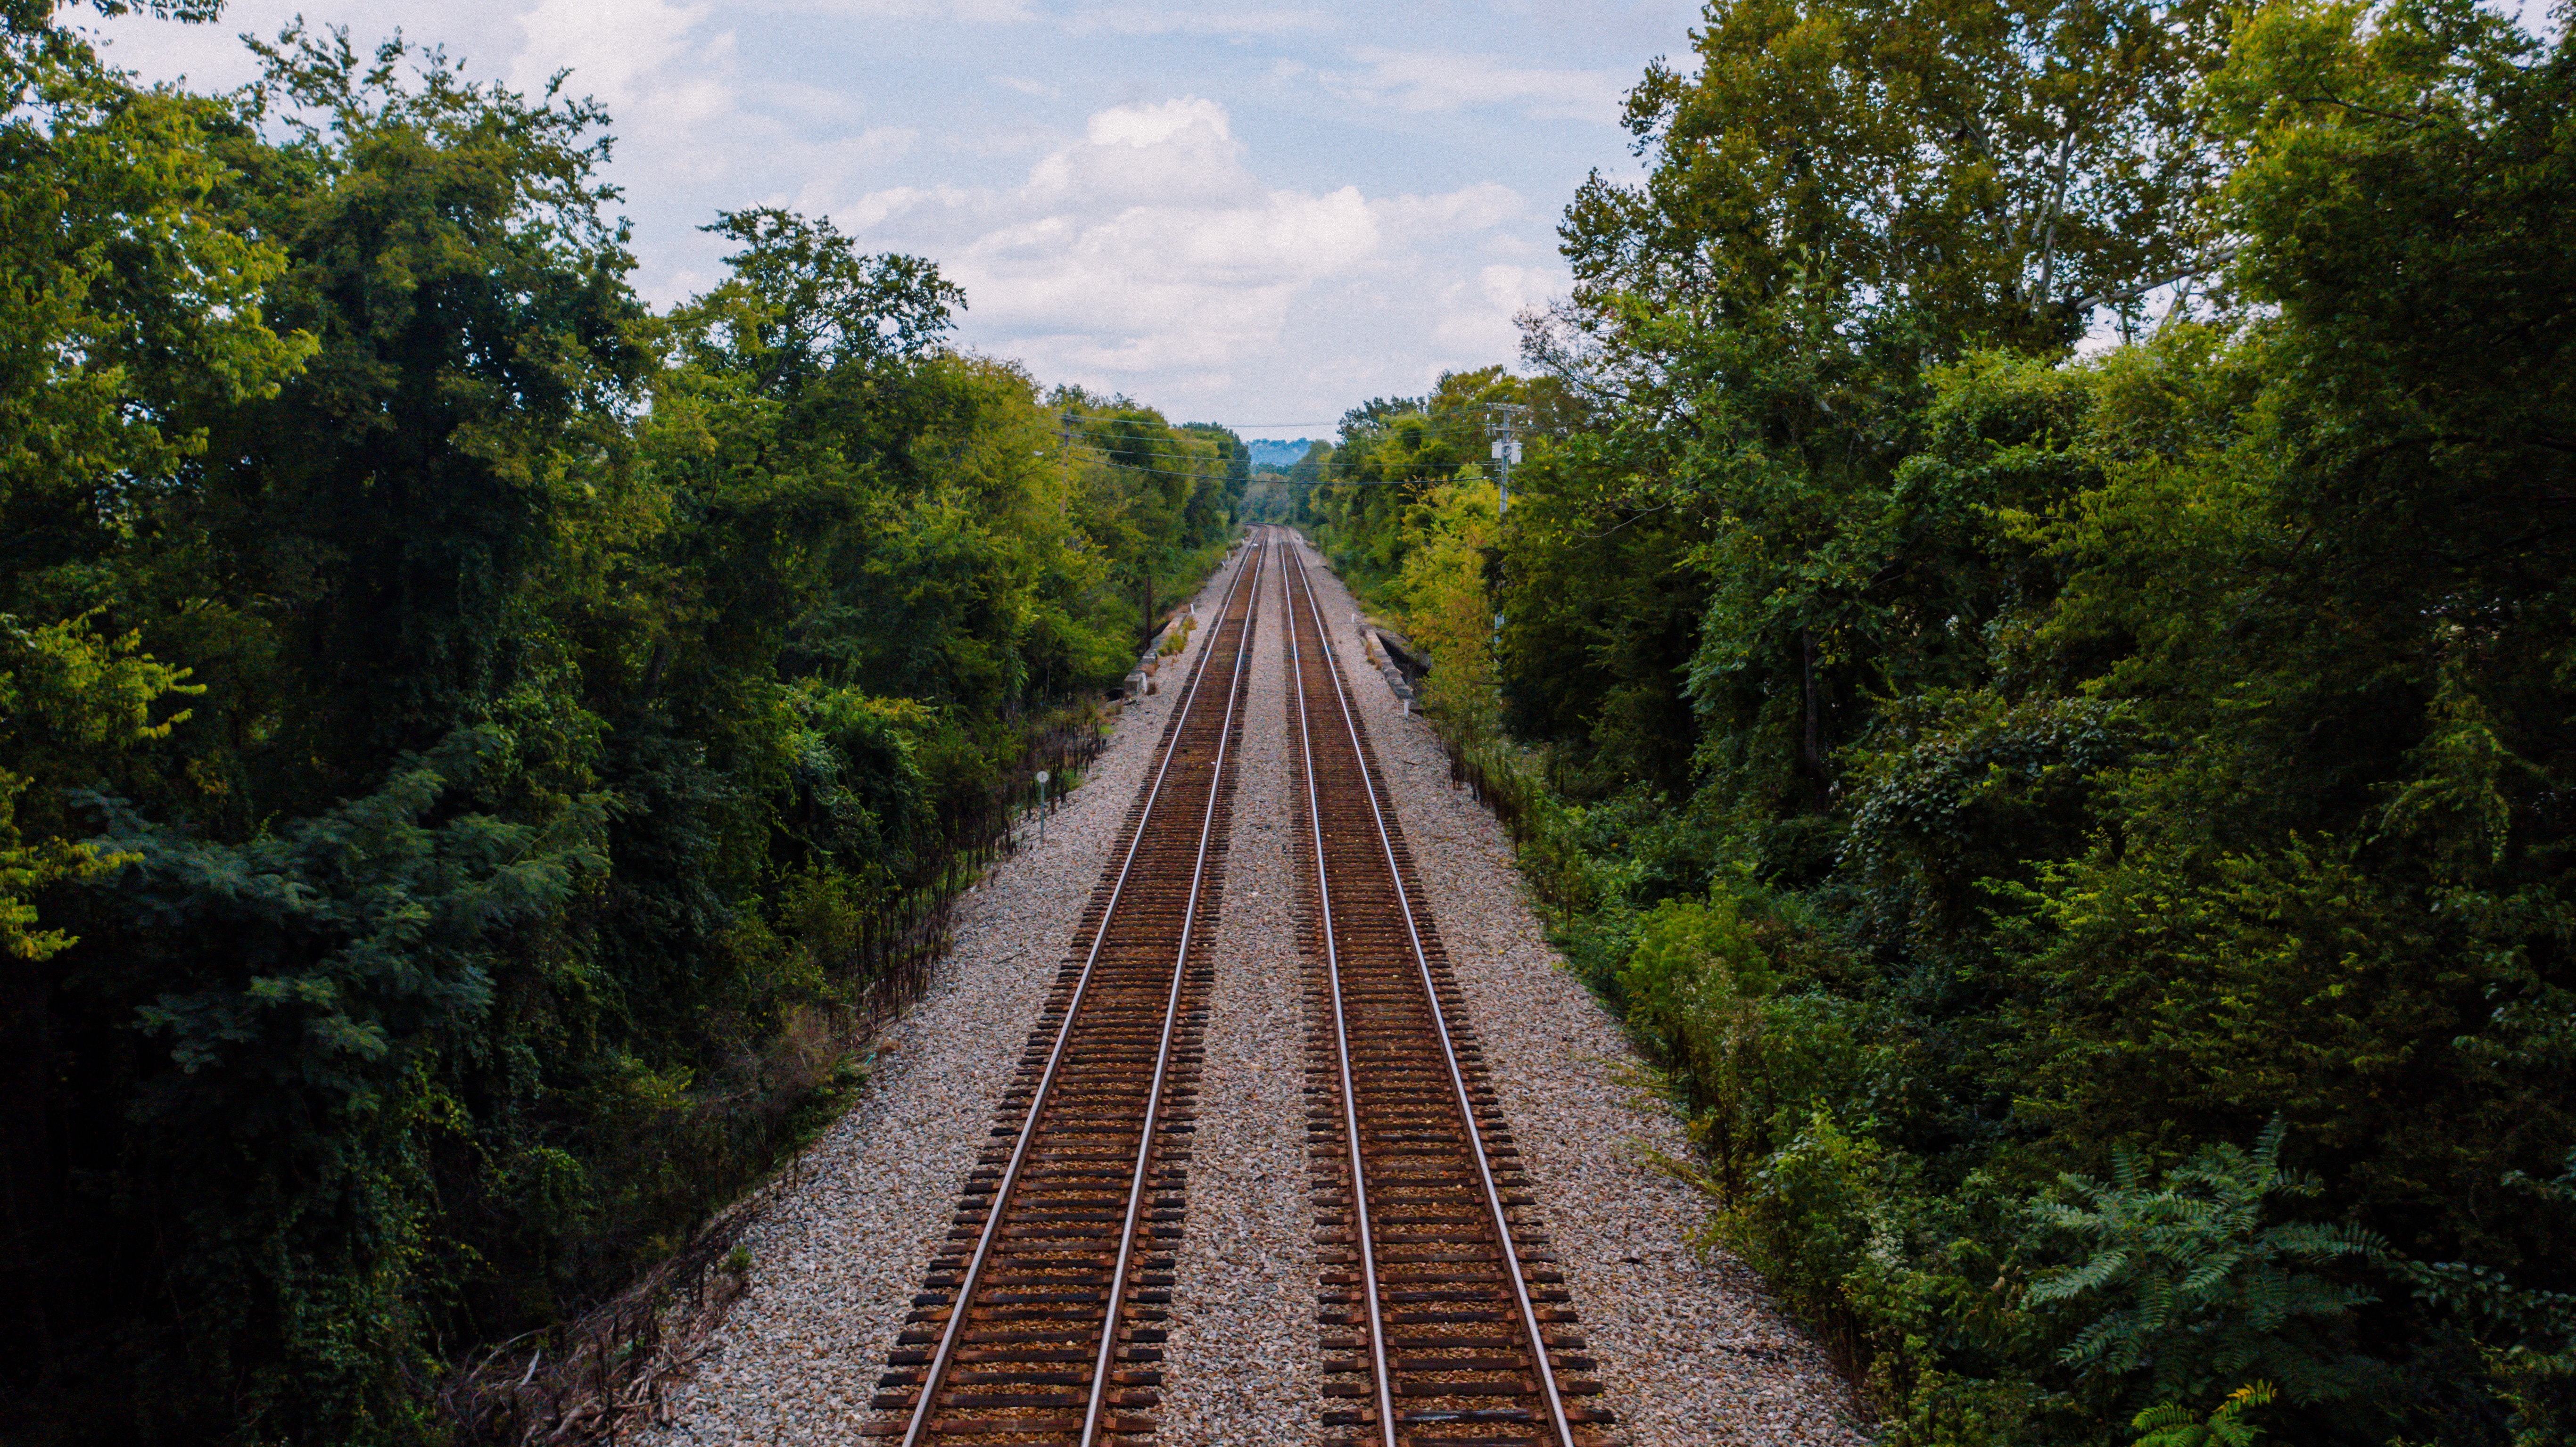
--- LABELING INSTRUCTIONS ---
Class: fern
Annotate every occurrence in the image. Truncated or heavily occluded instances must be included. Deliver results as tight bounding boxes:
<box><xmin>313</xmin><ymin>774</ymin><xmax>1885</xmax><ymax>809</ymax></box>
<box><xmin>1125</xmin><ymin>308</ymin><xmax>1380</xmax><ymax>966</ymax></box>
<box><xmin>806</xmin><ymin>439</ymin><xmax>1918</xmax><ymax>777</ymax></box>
<box><xmin>2133</xmin><ymin>1381</ymin><xmax>2279</xmax><ymax>1447</ymax></box>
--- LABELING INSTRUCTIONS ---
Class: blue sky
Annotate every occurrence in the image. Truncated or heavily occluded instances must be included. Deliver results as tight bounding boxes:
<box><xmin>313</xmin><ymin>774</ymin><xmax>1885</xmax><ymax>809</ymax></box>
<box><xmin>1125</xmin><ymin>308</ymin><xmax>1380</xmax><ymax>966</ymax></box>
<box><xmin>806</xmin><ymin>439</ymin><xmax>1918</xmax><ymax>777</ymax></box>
<box><xmin>89</xmin><ymin>0</ymin><xmax>1701</xmax><ymax>429</ymax></box>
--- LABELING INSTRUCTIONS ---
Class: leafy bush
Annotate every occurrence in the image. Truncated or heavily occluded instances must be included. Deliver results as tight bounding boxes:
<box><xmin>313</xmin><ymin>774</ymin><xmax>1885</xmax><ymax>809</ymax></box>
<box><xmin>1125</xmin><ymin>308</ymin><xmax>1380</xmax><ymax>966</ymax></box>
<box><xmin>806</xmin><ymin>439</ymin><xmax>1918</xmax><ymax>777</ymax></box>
<box><xmin>2028</xmin><ymin>1119</ymin><xmax>2386</xmax><ymax>1411</ymax></box>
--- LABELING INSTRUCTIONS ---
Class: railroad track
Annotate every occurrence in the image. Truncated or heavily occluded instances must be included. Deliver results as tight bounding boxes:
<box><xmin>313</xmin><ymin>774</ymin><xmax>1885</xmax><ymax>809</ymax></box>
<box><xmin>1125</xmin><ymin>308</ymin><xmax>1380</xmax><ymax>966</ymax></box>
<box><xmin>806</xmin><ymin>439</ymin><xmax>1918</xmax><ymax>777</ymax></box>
<box><xmin>866</xmin><ymin>533</ymin><xmax>1269</xmax><ymax>1445</ymax></box>
<box><xmin>1279</xmin><ymin>528</ymin><xmax>1613</xmax><ymax>1447</ymax></box>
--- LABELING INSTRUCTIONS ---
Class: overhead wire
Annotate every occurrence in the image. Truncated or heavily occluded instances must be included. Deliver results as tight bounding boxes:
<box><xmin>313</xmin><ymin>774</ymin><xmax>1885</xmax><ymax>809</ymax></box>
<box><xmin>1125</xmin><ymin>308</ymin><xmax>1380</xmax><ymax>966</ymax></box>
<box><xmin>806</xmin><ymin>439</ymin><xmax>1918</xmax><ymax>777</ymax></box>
<box><xmin>1094</xmin><ymin>414</ymin><xmax>1549</xmax><ymax>443</ymax></box>
<box><xmin>1179</xmin><ymin>415</ymin><xmax>1523</xmax><ymax>431</ymax></box>
<box><xmin>1050</xmin><ymin>415</ymin><xmax>1544</xmax><ymax>485</ymax></box>
<box><xmin>1046</xmin><ymin>435</ymin><xmax>1509</xmax><ymax>486</ymax></box>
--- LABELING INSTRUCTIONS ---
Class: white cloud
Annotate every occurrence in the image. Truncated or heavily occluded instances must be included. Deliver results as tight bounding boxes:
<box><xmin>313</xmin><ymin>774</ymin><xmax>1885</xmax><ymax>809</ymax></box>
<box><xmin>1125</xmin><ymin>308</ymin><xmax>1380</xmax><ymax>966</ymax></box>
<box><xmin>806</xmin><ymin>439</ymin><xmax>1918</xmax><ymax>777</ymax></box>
<box><xmin>944</xmin><ymin>123</ymin><xmax>1071</xmax><ymax>157</ymax></box>
<box><xmin>1064</xmin><ymin>7</ymin><xmax>1337</xmax><ymax>36</ymax></box>
<box><xmin>1321</xmin><ymin>46</ymin><xmax>1624</xmax><ymax>122</ymax></box>
<box><xmin>833</xmin><ymin>125</ymin><xmax>925</xmax><ymax>165</ymax></box>
<box><xmin>1433</xmin><ymin>263</ymin><xmax>1561</xmax><ymax>352</ymax></box>
<box><xmin>507</xmin><ymin>0</ymin><xmax>937</xmax><ymax>257</ymax></box>
<box><xmin>840</xmin><ymin>96</ymin><xmax>1528</xmax><ymax>388</ymax></box>
<box><xmin>788</xmin><ymin>0</ymin><xmax>1040</xmax><ymax>19</ymax></box>
<box><xmin>1375</xmin><ymin>182</ymin><xmax>1525</xmax><ymax>246</ymax></box>
<box><xmin>1084</xmin><ymin>95</ymin><xmax>1230</xmax><ymax>146</ymax></box>
<box><xmin>83</xmin><ymin>0</ymin><xmax>1694</xmax><ymax>419</ymax></box>
<box><xmin>511</xmin><ymin>0</ymin><xmax>735</xmax><ymax>123</ymax></box>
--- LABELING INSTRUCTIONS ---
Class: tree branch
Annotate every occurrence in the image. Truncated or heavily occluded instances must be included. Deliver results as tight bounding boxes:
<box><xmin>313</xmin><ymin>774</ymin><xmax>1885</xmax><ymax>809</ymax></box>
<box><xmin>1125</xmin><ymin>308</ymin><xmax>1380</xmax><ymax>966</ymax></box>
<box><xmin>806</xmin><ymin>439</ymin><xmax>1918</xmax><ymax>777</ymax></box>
<box><xmin>2068</xmin><ymin>245</ymin><xmax>2245</xmax><ymax>314</ymax></box>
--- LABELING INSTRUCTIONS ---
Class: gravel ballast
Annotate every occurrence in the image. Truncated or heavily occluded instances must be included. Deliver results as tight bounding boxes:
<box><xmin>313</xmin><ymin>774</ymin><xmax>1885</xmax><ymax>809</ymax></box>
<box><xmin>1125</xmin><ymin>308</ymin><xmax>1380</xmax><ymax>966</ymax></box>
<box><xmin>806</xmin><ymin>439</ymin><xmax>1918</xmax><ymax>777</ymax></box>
<box><xmin>1153</xmin><ymin>542</ymin><xmax>1320</xmax><ymax>1445</ymax></box>
<box><xmin>643</xmin><ymin>532</ymin><xmax>1864</xmax><ymax>1445</ymax></box>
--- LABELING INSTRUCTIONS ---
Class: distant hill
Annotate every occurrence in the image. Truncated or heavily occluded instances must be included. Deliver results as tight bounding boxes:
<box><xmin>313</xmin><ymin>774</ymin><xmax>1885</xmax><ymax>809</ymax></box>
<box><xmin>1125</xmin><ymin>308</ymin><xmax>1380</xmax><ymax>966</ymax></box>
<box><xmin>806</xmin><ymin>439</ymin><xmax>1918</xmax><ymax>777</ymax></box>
<box><xmin>1246</xmin><ymin>437</ymin><xmax>1316</xmax><ymax>469</ymax></box>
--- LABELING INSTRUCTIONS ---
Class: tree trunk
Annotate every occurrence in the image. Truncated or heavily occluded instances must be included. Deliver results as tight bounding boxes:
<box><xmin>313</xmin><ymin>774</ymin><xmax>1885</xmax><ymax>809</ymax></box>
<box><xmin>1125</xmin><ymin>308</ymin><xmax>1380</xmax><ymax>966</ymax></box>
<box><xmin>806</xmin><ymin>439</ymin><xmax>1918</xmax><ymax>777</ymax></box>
<box><xmin>1799</xmin><ymin>626</ymin><xmax>1834</xmax><ymax>798</ymax></box>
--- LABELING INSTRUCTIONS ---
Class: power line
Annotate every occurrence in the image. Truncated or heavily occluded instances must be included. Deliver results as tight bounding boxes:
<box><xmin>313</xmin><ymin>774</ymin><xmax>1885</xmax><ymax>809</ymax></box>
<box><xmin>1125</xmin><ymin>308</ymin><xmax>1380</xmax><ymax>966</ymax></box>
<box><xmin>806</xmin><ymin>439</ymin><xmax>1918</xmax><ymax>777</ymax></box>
<box><xmin>1205</xmin><ymin>419</ymin><xmax>1504</xmax><ymax>430</ymax></box>
<box><xmin>1047</xmin><ymin>433</ymin><xmax>1503</xmax><ymax>485</ymax></box>
<box><xmin>1070</xmin><ymin>458</ymin><xmax>1494</xmax><ymax>485</ymax></box>
<box><xmin>1047</xmin><ymin>408</ymin><xmax>1550</xmax><ymax>486</ymax></box>
<box><xmin>1251</xmin><ymin>422</ymin><xmax>1537</xmax><ymax>440</ymax></box>
<box><xmin>1061</xmin><ymin>430</ymin><xmax>1535</xmax><ymax>463</ymax></box>
<box><xmin>1086</xmin><ymin>415</ymin><xmax>1551</xmax><ymax>440</ymax></box>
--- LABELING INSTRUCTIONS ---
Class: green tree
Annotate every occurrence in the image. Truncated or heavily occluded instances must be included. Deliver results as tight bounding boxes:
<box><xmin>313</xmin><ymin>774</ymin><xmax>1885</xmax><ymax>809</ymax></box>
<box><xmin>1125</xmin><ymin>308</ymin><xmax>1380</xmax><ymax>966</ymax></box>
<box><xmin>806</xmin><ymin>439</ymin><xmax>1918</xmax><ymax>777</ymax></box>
<box><xmin>1315</xmin><ymin>0</ymin><xmax>2576</xmax><ymax>1439</ymax></box>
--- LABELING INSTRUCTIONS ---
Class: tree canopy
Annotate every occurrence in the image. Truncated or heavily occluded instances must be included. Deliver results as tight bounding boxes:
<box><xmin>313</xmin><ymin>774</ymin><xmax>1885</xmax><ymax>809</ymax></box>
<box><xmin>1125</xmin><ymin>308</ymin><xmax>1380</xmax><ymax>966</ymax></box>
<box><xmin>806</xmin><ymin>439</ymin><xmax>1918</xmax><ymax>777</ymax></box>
<box><xmin>0</xmin><ymin>11</ymin><xmax>1241</xmax><ymax>1441</ymax></box>
<box><xmin>1313</xmin><ymin>0</ymin><xmax>2576</xmax><ymax>1441</ymax></box>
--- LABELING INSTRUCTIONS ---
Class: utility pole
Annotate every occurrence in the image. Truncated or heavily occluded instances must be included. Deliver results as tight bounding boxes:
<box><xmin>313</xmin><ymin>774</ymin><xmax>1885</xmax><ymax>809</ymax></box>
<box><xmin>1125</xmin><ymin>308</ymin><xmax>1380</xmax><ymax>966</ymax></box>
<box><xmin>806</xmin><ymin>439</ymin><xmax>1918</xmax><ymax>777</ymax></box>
<box><xmin>1483</xmin><ymin>403</ymin><xmax>1526</xmax><ymax>520</ymax></box>
<box><xmin>1484</xmin><ymin>403</ymin><xmax>1527</xmax><ymax>638</ymax></box>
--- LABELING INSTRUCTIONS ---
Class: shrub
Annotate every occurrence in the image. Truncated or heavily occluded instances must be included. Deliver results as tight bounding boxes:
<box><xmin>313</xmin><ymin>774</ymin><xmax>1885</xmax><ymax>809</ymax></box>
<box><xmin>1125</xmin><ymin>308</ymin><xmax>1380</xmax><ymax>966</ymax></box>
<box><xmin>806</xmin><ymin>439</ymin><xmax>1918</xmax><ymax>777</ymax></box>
<box><xmin>2028</xmin><ymin>1118</ymin><xmax>2387</xmax><ymax>1413</ymax></box>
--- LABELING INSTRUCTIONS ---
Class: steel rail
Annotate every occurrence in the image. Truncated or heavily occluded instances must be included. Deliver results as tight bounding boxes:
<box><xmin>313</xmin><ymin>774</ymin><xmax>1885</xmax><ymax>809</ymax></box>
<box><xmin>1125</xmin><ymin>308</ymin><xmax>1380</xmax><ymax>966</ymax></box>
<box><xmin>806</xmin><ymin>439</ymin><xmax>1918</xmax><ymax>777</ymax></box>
<box><xmin>1282</xmin><ymin>531</ymin><xmax>1578</xmax><ymax>1447</ymax></box>
<box><xmin>1282</xmin><ymin>526</ymin><xmax>1400</xmax><ymax>1447</ymax></box>
<box><xmin>898</xmin><ymin>532</ymin><xmax>1267</xmax><ymax>1447</ymax></box>
<box><xmin>1075</xmin><ymin>531</ymin><xmax>1263</xmax><ymax>1444</ymax></box>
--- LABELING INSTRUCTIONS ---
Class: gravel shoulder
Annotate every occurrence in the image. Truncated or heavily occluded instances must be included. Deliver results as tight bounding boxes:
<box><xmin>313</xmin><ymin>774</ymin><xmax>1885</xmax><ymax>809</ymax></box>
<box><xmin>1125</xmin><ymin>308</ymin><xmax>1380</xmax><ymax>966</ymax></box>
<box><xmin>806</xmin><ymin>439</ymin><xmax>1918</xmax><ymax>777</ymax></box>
<box><xmin>638</xmin><ymin>546</ymin><xmax>1257</xmax><ymax>1447</ymax></box>
<box><xmin>1285</xmin><ymin>533</ymin><xmax>1866</xmax><ymax>1447</ymax></box>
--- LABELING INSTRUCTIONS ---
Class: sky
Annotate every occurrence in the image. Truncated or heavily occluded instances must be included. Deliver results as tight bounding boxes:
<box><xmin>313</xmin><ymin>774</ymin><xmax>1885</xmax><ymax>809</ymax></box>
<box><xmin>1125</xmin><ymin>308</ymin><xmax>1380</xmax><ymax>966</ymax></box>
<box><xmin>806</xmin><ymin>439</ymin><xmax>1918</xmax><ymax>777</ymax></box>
<box><xmin>84</xmin><ymin>0</ymin><xmax>1702</xmax><ymax>432</ymax></box>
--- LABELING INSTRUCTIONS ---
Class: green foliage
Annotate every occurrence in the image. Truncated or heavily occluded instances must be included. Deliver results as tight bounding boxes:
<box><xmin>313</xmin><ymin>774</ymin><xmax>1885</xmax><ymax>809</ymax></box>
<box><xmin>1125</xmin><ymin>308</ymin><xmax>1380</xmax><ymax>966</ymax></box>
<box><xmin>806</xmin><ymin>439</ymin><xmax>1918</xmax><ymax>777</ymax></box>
<box><xmin>0</xmin><ymin>7</ymin><xmax>309</xmax><ymax>530</ymax></box>
<box><xmin>0</xmin><ymin>612</ymin><xmax>198</xmax><ymax>958</ymax></box>
<box><xmin>1621</xmin><ymin>894</ymin><xmax>1797</xmax><ymax>1194</ymax></box>
<box><xmin>687</xmin><ymin>206</ymin><xmax>965</xmax><ymax>399</ymax></box>
<box><xmin>76</xmin><ymin>728</ymin><xmax>604</xmax><ymax>1432</ymax></box>
<box><xmin>102</xmin><ymin>727</ymin><xmax>602</xmax><ymax>1133</ymax></box>
<box><xmin>0</xmin><ymin>6</ymin><xmax>1240</xmax><ymax>1441</ymax></box>
<box><xmin>1301</xmin><ymin>366</ymin><xmax>1560</xmax><ymax>595</ymax></box>
<box><xmin>2029</xmin><ymin>1120</ymin><xmax>2385</xmax><ymax>1407</ymax></box>
<box><xmin>2133</xmin><ymin>1382</ymin><xmax>2280</xmax><ymax>1447</ymax></box>
<box><xmin>1313</xmin><ymin>0</ymin><xmax>2575</xmax><ymax>1442</ymax></box>
<box><xmin>1388</xmin><ymin>472</ymin><xmax>1502</xmax><ymax>729</ymax></box>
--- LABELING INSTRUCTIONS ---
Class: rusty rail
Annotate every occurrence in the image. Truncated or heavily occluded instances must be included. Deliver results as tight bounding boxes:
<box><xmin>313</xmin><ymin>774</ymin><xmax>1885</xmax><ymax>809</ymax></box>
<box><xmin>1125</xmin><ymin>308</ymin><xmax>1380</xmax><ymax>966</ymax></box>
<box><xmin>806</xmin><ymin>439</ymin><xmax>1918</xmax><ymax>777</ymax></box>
<box><xmin>1278</xmin><ymin>527</ymin><xmax>1610</xmax><ymax>1447</ymax></box>
<box><xmin>866</xmin><ymin>534</ymin><xmax>1269</xmax><ymax>1444</ymax></box>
